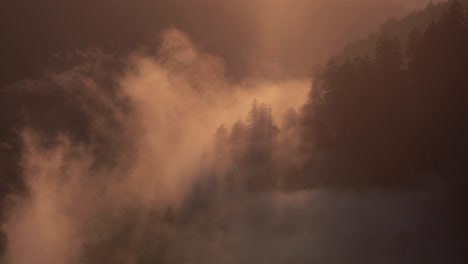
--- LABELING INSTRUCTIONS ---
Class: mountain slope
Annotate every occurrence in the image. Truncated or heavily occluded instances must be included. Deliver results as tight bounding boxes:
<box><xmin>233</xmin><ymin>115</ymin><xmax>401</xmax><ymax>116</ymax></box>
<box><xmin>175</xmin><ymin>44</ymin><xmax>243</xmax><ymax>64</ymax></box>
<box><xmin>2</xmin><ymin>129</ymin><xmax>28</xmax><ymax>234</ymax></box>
<box><xmin>335</xmin><ymin>0</ymin><xmax>468</xmax><ymax>61</ymax></box>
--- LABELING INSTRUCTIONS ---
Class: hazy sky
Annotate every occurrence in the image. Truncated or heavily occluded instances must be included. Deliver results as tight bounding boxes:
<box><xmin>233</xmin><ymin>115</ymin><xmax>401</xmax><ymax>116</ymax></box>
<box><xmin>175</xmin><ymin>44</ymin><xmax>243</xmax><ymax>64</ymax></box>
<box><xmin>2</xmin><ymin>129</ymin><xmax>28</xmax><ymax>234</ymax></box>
<box><xmin>0</xmin><ymin>0</ymin><xmax>441</xmax><ymax>83</ymax></box>
<box><xmin>400</xmin><ymin>0</ymin><xmax>438</xmax><ymax>8</ymax></box>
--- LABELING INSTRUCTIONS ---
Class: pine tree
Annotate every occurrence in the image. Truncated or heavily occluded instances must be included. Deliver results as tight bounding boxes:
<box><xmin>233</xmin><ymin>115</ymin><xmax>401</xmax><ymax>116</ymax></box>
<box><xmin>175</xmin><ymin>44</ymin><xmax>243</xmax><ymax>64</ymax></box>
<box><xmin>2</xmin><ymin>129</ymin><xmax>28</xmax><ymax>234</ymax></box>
<box><xmin>375</xmin><ymin>31</ymin><xmax>404</xmax><ymax>79</ymax></box>
<box><xmin>406</xmin><ymin>29</ymin><xmax>421</xmax><ymax>63</ymax></box>
<box><xmin>440</xmin><ymin>0</ymin><xmax>464</xmax><ymax>32</ymax></box>
<box><xmin>214</xmin><ymin>125</ymin><xmax>228</xmax><ymax>154</ymax></box>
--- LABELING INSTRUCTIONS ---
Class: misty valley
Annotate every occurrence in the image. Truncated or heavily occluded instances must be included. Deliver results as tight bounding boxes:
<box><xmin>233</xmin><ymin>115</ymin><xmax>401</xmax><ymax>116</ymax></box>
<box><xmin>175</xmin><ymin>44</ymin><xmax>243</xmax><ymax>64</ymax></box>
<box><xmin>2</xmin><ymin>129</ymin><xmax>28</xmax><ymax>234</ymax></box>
<box><xmin>0</xmin><ymin>0</ymin><xmax>468</xmax><ymax>263</ymax></box>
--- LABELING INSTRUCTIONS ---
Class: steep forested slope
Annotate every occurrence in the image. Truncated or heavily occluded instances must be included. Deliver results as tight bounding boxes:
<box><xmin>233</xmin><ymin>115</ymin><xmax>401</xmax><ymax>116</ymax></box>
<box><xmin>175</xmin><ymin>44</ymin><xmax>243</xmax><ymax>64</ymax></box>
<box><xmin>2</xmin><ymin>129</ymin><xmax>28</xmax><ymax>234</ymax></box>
<box><xmin>335</xmin><ymin>0</ymin><xmax>468</xmax><ymax>61</ymax></box>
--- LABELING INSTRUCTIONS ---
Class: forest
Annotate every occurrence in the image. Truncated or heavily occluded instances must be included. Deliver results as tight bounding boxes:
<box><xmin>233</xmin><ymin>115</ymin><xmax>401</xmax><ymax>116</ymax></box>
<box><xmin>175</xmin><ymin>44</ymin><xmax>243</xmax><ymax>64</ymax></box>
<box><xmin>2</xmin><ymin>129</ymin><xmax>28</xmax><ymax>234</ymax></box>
<box><xmin>210</xmin><ymin>1</ymin><xmax>468</xmax><ymax>189</ymax></box>
<box><xmin>0</xmin><ymin>0</ymin><xmax>467</xmax><ymax>263</ymax></box>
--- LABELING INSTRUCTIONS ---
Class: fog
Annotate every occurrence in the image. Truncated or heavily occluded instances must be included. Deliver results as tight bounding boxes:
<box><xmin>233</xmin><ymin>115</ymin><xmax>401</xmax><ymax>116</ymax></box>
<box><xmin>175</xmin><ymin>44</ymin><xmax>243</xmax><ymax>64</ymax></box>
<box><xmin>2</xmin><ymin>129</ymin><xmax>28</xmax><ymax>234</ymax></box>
<box><xmin>1</xmin><ymin>26</ymin><xmax>462</xmax><ymax>263</ymax></box>
<box><xmin>1</xmin><ymin>1</ymin><xmax>462</xmax><ymax>263</ymax></box>
<box><xmin>1</xmin><ymin>29</ymin><xmax>307</xmax><ymax>263</ymax></box>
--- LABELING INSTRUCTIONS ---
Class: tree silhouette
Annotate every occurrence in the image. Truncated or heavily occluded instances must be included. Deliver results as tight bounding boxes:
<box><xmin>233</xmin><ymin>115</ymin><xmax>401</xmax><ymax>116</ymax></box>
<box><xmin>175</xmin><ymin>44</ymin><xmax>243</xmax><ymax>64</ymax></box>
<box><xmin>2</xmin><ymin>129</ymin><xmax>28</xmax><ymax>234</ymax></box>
<box><xmin>210</xmin><ymin>0</ymin><xmax>468</xmax><ymax>190</ymax></box>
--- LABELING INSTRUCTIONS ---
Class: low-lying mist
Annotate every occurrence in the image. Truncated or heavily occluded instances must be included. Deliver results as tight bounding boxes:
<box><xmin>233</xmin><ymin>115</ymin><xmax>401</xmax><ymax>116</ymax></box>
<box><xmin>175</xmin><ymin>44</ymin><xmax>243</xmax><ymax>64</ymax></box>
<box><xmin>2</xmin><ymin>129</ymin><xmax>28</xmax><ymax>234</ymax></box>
<box><xmin>1</xmin><ymin>28</ymin><xmax>461</xmax><ymax>264</ymax></box>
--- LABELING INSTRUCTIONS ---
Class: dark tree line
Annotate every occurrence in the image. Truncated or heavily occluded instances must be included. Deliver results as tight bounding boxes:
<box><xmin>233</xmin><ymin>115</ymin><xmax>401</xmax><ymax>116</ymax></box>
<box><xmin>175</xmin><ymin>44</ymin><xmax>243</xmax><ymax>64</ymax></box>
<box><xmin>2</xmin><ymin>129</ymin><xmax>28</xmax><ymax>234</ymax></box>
<box><xmin>212</xmin><ymin>1</ymin><xmax>468</xmax><ymax>191</ymax></box>
<box><xmin>214</xmin><ymin>100</ymin><xmax>280</xmax><ymax>191</ymax></box>
<box><xmin>301</xmin><ymin>0</ymin><xmax>468</xmax><ymax>187</ymax></box>
<box><xmin>336</xmin><ymin>0</ymin><xmax>459</xmax><ymax>64</ymax></box>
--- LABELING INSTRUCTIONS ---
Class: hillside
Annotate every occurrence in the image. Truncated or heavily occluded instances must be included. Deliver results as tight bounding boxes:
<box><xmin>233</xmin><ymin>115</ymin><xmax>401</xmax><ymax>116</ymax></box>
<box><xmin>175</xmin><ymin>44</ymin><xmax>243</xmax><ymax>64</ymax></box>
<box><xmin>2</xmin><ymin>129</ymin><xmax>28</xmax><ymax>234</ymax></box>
<box><xmin>335</xmin><ymin>0</ymin><xmax>468</xmax><ymax>61</ymax></box>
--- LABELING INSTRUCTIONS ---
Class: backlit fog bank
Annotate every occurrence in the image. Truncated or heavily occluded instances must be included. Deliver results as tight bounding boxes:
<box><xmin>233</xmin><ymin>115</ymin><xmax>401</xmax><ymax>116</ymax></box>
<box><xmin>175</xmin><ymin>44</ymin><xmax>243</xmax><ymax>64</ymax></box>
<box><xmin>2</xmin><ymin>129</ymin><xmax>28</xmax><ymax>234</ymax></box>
<box><xmin>1</xmin><ymin>26</ymin><xmax>462</xmax><ymax>264</ymax></box>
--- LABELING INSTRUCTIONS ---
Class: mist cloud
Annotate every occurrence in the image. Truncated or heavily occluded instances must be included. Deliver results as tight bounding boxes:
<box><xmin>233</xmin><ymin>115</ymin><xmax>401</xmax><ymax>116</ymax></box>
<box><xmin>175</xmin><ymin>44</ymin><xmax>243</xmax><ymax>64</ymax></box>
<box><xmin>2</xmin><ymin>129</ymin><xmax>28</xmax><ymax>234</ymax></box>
<box><xmin>1</xmin><ymin>26</ymin><xmax>461</xmax><ymax>264</ymax></box>
<box><xmin>1</xmin><ymin>28</ymin><xmax>311</xmax><ymax>264</ymax></box>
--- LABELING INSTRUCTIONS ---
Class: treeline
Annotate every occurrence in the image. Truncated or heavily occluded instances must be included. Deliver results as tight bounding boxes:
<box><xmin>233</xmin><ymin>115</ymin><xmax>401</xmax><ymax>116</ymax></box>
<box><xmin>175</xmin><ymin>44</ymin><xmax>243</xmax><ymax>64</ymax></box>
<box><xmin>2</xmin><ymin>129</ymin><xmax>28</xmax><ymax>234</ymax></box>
<box><xmin>213</xmin><ymin>1</ymin><xmax>468</xmax><ymax>190</ymax></box>
<box><xmin>336</xmin><ymin>0</ymin><xmax>466</xmax><ymax>63</ymax></box>
<box><xmin>305</xmin><ymin>0</ymin><xmax>468</xmax><ymax>187</ymax></box>
<box><xmin>213</xmin><ymin>100</ymin><xmax>280</xmax><ymax>191</ymax></box>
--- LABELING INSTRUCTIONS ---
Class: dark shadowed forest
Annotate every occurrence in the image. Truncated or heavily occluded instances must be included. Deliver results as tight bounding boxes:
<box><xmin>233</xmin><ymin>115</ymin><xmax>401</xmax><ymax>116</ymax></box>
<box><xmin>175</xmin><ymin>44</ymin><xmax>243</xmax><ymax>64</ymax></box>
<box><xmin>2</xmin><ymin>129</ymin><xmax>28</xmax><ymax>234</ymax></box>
<box><xmin>0</xmin><ymin>0</ymin><xmax>468</xmax><ymax>263</ymax></box>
